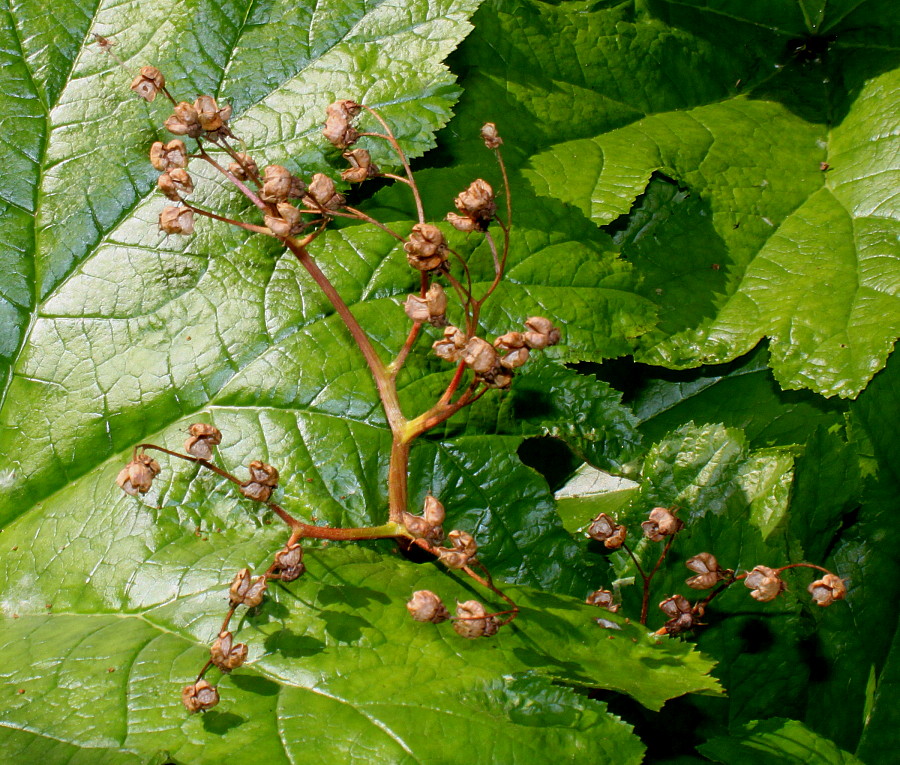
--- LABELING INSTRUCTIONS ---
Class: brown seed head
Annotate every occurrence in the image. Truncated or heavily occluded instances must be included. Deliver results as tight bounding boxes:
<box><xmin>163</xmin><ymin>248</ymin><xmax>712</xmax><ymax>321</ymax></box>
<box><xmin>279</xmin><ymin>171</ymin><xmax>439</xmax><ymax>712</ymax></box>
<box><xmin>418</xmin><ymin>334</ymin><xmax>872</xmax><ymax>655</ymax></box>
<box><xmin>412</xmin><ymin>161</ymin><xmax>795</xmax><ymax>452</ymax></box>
<box><xmin>481</xmin><ymin>122</ymin><xmax>503</xmax><ymax>150</ymax></box>
<box><xmin>685</xmin><ymin>553</ymin><xmax>724</xmax><ymax>590</ymax></box>
<box><xmin>404</xmin><ymin>223</ymin><xmax>448</xmax><ymax>271</ymax></box>
<box><xmin>341</xmin><ymin>149</ymin><xmax>379</xmax><ymax>183</ymax></box>
<box><xmin>131</xmin><ymin>66</ymin><xmax>165</xmax><ymax>102</ymax></box>
<box><xmin>229</xmin><ymin>568</ymin><xmax>268</xmax><ymax>608</ymax></box>
<box><xmin>407</xmin><ymin>590</ymin><xmax>450</xmax><ymax>623</ymax></box>
<box><xmin>184</xmin><ymin>423</ymin><xmax>222</xmax><ymax>460</ymax></box>
<box><xmin>642</xmin><ymin>506</ymin><xmax>684</xmax><ymax>542</ymax></box>
<box><xmin>228</xmin><ymin>153</ymin><xmax>258</xmax><ymax>181</ymax></box>
<box><xmin>181</xmin><ymin>679</ymin><xmax>219</xmax><ymax>713</ymax></box>
<box><xmin>744</xmin><ymin>565</ymin><xmax>785</xmax><ymax>602</ymax></box>
<box><xmin>164</xmin><ymin>102</ymin><xmax>203</xmax><ymax>138</ymax></box>
<box><xmin>274</xmin><ymin>542</ymin><xmax>306</xmax><ymax>582</ymax></box>
<box><xmin>808</xmin><ymin>573</ymin><xmax>846</xmax><ymax>606</ymax></box>
<box><xmin>423</xmin><ymin>494</ymin><xmax>446</xmax><ymax>525</ymax></box>
<box><xmin>194</xmin><ymin>95</ymin><xmax>231</xmax><ymax>133</ymax></box>
<box><xmin>454</xmin><ymin>179</ymin><xmax>496</xmax><ymax>229</ymax></box>
<box><xmin>404</xmin><ymin>284</ymin><xmax>448</xmax><ymax>327</ymax></box>
<box><xmin>445</xmin><ymin>212</ymin><xmax>478</xmax><ymax>233</ymax></box>
<box><xmin>304</xmin><ymin>173</ymin><xmax>345</xmax><ymax>210</ymax></box>
<box><xmin>586</xmin><ymin>589</ymin><xmax>619</xmax><ymax>612</ymax></box>
<box><xmin>587</xmin><ymin>513</ymin><xmax>628</xmax><ymax>549</ymax></box>
<box><xmin>210</xmin><ymin>630</ymin><xmax>248</xmax><ymax>671</ymax></box>
<box><xmin>157</xmin><ymin>169</ymin><xmax>194</xmax><ymax>201</ymax></box>
<box><xmin>159</xmin><ymin>206</ymin><xmax>195</xmax><ymax>235</ymax></box>
<box><xmin>116</xmin><ymin>453</ymin><xmax>161</xmax><ymax>496</ymax></box>
<box><xmin>150</xmin><ymin>140</ymin><xmax>188</xmax><ymax>172</ymax></box>
<box><xmin>659</xmin><ymin>594</ymin><xmax>695</xmax><ymax>635</ymax></box>
<box><xmin>523</xmin><ymin>317</ymin><xmax>562</xmax><ymax>349</ymax></box>
<box><xmin>453</xmin><ymin>600</ymin><xmax>498</xmax><ymax>638</ymax></box>
<box><xmin>401</xmin><ymin>511</ymin><xmax>444</xmax><ymax>545</ymax></box>
<box><xmin>323</xmin><ymin>100</ymin><xmax>362</xmax><ymax>148</ymax></box>
<box><xmin>433</xmin><ymin>325</ymin><xmax>467</xmax><ymax>363</ymax></box>
<box><xmin>462</xmin><ymin>337</ymin><xmax>499</xmax><ymax>376</ymax></box>
<box><xmin>260</xmin><ymin>165</ymin><xmax>293</xmax><ymax>203</ymax></box>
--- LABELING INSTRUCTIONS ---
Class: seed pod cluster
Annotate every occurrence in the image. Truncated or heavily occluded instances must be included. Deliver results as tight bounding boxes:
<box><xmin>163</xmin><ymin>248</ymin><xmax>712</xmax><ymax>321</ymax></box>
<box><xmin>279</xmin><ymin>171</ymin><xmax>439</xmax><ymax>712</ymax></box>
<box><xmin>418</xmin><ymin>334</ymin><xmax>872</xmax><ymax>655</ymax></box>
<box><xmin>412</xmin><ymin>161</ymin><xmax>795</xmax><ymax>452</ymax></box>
<box><xmin>240</xmin><ymin>460</ymin><xmax>279</xmax><ymax>502</ymax></box>
<box><xmin>342</xmin><ymin>149</ymin><xmax>379</xmax><ymax>183</ymax></box>
<box><xmin>116</xmin><ymin>453</ymin><xmax>161</xmax><ymax>496</ymax></box>
<box><xmin>303</xmin><ymin>173</ymin><xmax>345</xmax><ymax>211</ymax></box>
<box><xmin>131</xmin><ymin>66</ymin><xmax>165</xmax><ymax>102</ymax></box>
<box><xmin>585</xmin><ymin>589</ymin><xmax>619</xmax><ymax>612</ymax></box>
<box><xmin>404</xmin><ymin>224</ymin><xmax>448</xmax><ymax>271</ymax></box>
<box><xmin>447</xmin><ymin>179</ymin><xmax>496</xmax><ymax>232</ymax></box>
<box><xmin>401</xmin><ymin>494</ymin><xmax>445</xmax><ymax>544</ymax></box>
<box><xmin>406</xmin><ymin>590</ymin><xmax>450</xmax><ymax>623</ymax></box>
<box><xmin>184</xmin><ymin>423</ymin><xmax>223</xmax><ymax>460</ymax></box>
<box><xmin>323</xmin><ymin>100</ymin><xmax>361</xmax><ymax>149</ymax></box>
<box><xmin>164</xmin><ymin>96</ymin><xmax>232</xmax><ymax>138</ymax></box>
<box><xmin>641</xmin><ymin>506</ymin><xmax>684</xmax><ymax>541</ymax></box>
<box><xmin>659</xmin><ymin>594</ymin><xmax>695</xmax><ymax>635</ymax></box>
<box><xmin>435</xmin><ymin>529</ymin><xmax>478</xmax><ymax>569</ymax></box>
<box><xmin>684</xmin><ymin>553</ymin><xmax>729</xmax><ymax>590</ymax></box>
<box><xmin>229</xmin><ymin>568</ymin><xmax>268</xmax><ymax>608</ymax></box>
<box><xmin>181</xmin><ymin>679</ymin><xmax>219</xmax><ymax>713</ymax></box>
<box><xmin>404</xmin><ymin>284</ymin><xmax>449</xmax><ymax>327</ymax></box>
<box><xmin>210</xmin><ymin>630</ymin><xmax>248</xmax><ymax>671</ymax></box>
<box><xmin>453</xmin><ymin>600</ymin><xmax>499</xmax><ymax>639</ymax></box>
<box><xmin>273</xmin><ymin>542</ymin><xmax>306</xmax><ymax>582</ymax></box>
<box><xmin>159</xmin><ymin>206</ymin><xmax>195</xmax><ymax>235</ymax></box>
<box><xmin>587</xmin><ymin>513</ymin><xmax>627</xmax><ymax>550</ymax></box>
<box><xmin>744</xmin><ymin>565</ymin><xmax>785</xmax><ymax>602</ymax></box>
<box><xmin>808</xmin><ymin>573</ymin><xmax>846</xmax><ymax>606</ymax></box>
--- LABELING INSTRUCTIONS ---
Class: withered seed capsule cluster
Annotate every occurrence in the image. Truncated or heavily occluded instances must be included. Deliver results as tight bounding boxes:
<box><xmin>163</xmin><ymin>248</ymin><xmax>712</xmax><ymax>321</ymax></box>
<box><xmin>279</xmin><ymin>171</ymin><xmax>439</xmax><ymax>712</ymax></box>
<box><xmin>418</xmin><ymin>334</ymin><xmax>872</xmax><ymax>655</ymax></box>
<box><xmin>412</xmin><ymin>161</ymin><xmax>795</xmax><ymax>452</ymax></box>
<box><xmin>447</xmin><ymin>179</ymin><xmax>496</xmax><ymax>232</ymax></box>
<box><xmin>240</xmin><ymin>460</ymin><xmax>279</xmax><ymax>502</ymax></box>
<box><xmin>402</xmin><ymin>494</ymin><xmax>446</xmax><ymax>544</ymax></box>
<box><xmin>116</xmin><ymin>453</ymin><xmax>161</xmax><ymax>496</ymax></box>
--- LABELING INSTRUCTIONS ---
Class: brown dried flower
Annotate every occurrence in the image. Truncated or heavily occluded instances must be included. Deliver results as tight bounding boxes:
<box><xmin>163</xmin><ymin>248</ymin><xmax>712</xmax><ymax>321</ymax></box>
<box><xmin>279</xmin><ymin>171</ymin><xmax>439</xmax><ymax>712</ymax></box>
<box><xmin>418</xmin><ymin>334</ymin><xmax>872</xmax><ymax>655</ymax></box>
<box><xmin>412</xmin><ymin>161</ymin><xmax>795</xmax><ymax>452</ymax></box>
<box><xmin>164</xmin><ymin>102</ymin><xmax>203</xmax><ymax>138</ymax></box>
<box><xmin>157</xmin><ymin>169</ymin><xmax>194</xmax><ymax>201</ymax></box>
<box><xmin>641</xmin><ymin>506</ymin><xmax>684</xmax><ymax>542</ymax></box>
<box><xmin>522</xmin><ymin>316</ymin><xmax>562</xmax><ymax>349</ymax></box>
<box><xmin>194</xmin><ymin>95</ymin><xmax>232</xmax><ymax>133</ymax></box>
<box><xmin>445</xmin><ymin>213</ymin><xmax>479</xmax><ymax>233</ymax></box>
<box><xmin>585</xmin><ymin>589</ymin><xmax>619</xmax><ymax>612</ymax></box>
<box><xmin>240</xmin><ymin>460</ymin><xmax>279</xmax><ymax>502</ymax></box>
<box><xmin>587</xmin><ymin>513</ymin><xmax>628</xmax><ymax>550</ymax></box>
<box><xmin>116</xmin><ymin>453</ymin><xmax>161</xmax><ymax>496</ymax></box>
<box><xmin>210</xmin><ymin>630</ymin><xmax>248</xmax><ymax>671</ymax></box>
<box><xmin>422</xmin><ymin>495</ymin><xmax>446</xmax><ymax>526</ymax></box>
<box><xmin>184</xmin><ymin>423</ymin><xmax>222</xmax><ymax>460</ymax></box>
<box><xmin>404</xmin><ymin>284</ymin><xmax>448</xmax><ymax>327</ymax></box>
<box><xmin>659</xmin><ymin>594</ymin><xmax>695</xmax><ymax>635</ymax></box>
<box><xmin>685</xmin><ymin>553</ymin><xmax>726</xmax><ymax>590</ymax></box>
<box><xmin>744</xmin><ymin>565</ymin><xmax>785</xmax><ymax>602</ymax></box>
<box><xmin>150</xmin><ymin>140</ymin><xmax>188</xmax><ymax>172</ymax></box>
<box><xmin>494</xmin><ymin>332</ymin><xmax>530</xmax><ymax>370</ymax></box>
<box><xmin>462</xmin><ymin>337</ymin><xmax>499</xmax><ymax>376</ymax></box>
<box><xmin>228</xmin><ymin>153</ymin><xmax>258</xmax><ymax>181</ymax></box>
<box><xmin>481</xmin><ymin>122</ymin><xmax>503</xmax><ymax>150</ymax></box>
<box><xmin>433</xmin><ymin>325</ymin><xmax>467</xmax><ymax>363</ymax></box>
<box><xmin>229</xmin><ymin>568</ymin><xmax>268</xmax><ymax>608</ymax></box>
<box><xmin>808</xmin><ymin>573</ymin><xmax>846</xmax><ymax>607</ymax></box>
<box><xmin>323</xmin><ymin>100</ymin><xmax>361</xmax><ymax>148</ymax></box>
<box><xmin>407</xmin><ymin>590</ymin><xmax>450</xmax><ymax>623</ymax></box>
<box><xmin>181</xmin><ymin>679</ymin><xmax>219</xmax><ymax>713</ymax></box>
<box><xmin>404</xmin><ymin>223</ymin><xmax>448</xmax><ymax>271</ymax></box>
<box><xmin>437</xmin><ymin>529</ymin><xmax>478</xmax><ymax>569</ymax></box>
<box><xmin>453</xmin><ymin>600</ymin><xmax>499</xmax><ymax>638</ymax></box>
<box><xmin>452</xmin><ymin>179</ymin><xmax>496</xmax><ymax>231</ymax></box>
<box><xmin>260</xmin><ymin>165</ymin><xmax>293</xmax><ymax>203</ymax></box>
<box><xmin>131</xmin><ymin>66</ymin><xmax>165</xmax><ymax>102</ymax></box>
<box><xmin>158</xmin><ymin>206</ymin><xmax>195</xmax><ymax>235</ymax></box>
<box><xmin>341</xmin><ymin>149</ymin><xmax>379</xmax><ymax>183</ymax></box>
<box><xmin>273</xmin><ymin>542</ymin><xmax>306</xmax><ymax>582</ymax></box>
<box><xmin>304</xmin><ymin>173</ymin><xmax>345</xmax><ymax>210</ymax></box>
<box><xmin>401</xmin><ymin>511</ymin><xmax>444</xmax><ymax>544</ymax></box>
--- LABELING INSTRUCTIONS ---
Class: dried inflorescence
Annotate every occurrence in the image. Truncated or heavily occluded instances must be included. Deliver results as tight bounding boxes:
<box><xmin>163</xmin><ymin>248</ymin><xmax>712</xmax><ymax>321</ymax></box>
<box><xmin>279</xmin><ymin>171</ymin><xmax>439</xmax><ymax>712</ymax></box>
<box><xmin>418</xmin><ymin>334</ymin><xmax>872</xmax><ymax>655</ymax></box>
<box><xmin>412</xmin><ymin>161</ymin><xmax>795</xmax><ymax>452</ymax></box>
<box><xmin>342</xmin><ymin>149</ymin><xmax>379</xmax><ymax>183</ymax></box>
<box><xmin>150</xmin><ymin>140</ymin><xmax>188</xmax><ymax>171</ymax></box>
<box><xmin>159</xmin><ymin>206</ymin><xmax>195</xmax><ymax>235</ymax></box>
<box><xmin>436</xmin><ymin>529</ymin><xmax>478</xmax><ymax>569</ymax></box>
<box><xmin>184</xmin><ymin>423</ymin><xmax>222</xmax><ymax>460</ymax></box>
<box><xmin>273</xmin><ymin>542</ymin><xmax>306</xmax><ymax>582</ymax></box>
<box><xmin>323</xmin><ymin>100</ymin><xmax>361</xmax><ymax>148</ymax></box>
<box><xmin>210</xmin><ymin>630</ymin><xmax>248</xmax><ymax>671</ymax></box>
<box><xmin>407</xmin><ymin>590</ymin><xmax>450</xmax><ymax>623</ymax></box>
<box><xmin>447</xmin><ymin>179</ymin><xmax>496</xmax><ymax>232</ymax></box>
<box><xmin>684</xmin><ymin>553</ymin><xmax>730</xmax><ymax>590</ymax></box>
<box><xmin>229</xmin><ymin>568</ymin><xmax>268</xmax><ymax>608</ymax></box>
<box><xmin>165</xmin><ymin>97</ymin><xmax>232</xmax><ymax>138</ymax></box>
<box><xmin>659</xmin><ymin>594</ymin><xmax>696</xmax><ymax>635</ymax></box>
<box><xmin>116</xmin><ymin>453</ymin><xmax>161</xmax><ymax>495</ymax></box>
<box><xmin>404</xmin><ymin>284</ymin><xmax>448</xmax><ymax>327</ymax></box>
<box><xmin>402</xmin><ymin>494</ymin><xmax>445</xmax><ymax>544</ymax></box>
<box><xmin>744</xmin><ymin>565</ymin><xmax>785</xmax><ymax>602</ymax></box>
<box><xmin>586</xmin><ymin>589</ymin><xmax>619</xmax><ymax>612</ymax></box>
<box><xmin>240</xmin><ymin>460</ymin><xmax>279</xmax><ymax>502</ymax></box>
<box><xmin>453</xmin><ymin>600</ymin><xmax>499</xmax><ymax>638</ymax></box>
<box><xmin>808</xmin><ymin>573</ymin><xmax>846</xmax><ymax>606</ymax></box>
<box><xmin>587</xmin><ymin>513</ymin><xmax>627</xmax><ymax>550</ymax></box>
<box><xmin>182</xmin><ymin>679</ymin><xmax>219</xmax><ymax>713</ymax></box>
<box><xmin>641</xmin><ymin>506</ymin><xmax>684</xmax><ymax>541</ymax></box>
<box><xmin>131</xmin><ymin>66</ymin><xmax>165</xmax><ymax>102</ymax></box>
<box><xmin>405</xmin><ymin>224</ymin><xmax>448</xmax><ymax>271</ymax></box>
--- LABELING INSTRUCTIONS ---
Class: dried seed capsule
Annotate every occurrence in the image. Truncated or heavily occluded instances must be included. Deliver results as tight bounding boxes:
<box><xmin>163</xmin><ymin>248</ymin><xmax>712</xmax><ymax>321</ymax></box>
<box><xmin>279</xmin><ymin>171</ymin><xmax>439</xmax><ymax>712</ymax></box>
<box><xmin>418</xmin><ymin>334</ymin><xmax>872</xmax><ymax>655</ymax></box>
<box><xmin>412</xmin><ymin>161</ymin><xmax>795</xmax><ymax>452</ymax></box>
<box><xmin>241</xmin><ymin>460</ymin><xmax>279</xmax><ymax>502</ymax></box>
<box><xmin>523</xmin><ymin>317</ymin><xmax>562</xmax><ymax>349</ymax></box>
<box><xmin>323</xmin><ymin>100</ymin><xmax>361</xmax><ymax>148</ymax></box>
<box><xmin>265</xmin><ymin>203</ymin><xmax>303</xmax><ymax>237</ymax></box>
<box><xmin>194</xmin><ymin>95</ymin><xmax>232</xmax><ymax>133</ymax></box>
<box><xmin>150</xmin><ymin>140</ymin><xmax>188</xmax><ymax>172</ymax></box>
<box><xmin>641</xmin><ymin>506</ymin><xmax>684</xmax><ymax>541</ymax></box>
<box><xmin>432</xmin><ymin>325</ymin><xmax>467</xmax><ymax>363</ymax></box>
<box><xmin>445</xmin><ymin>213</ymin><xmax>478</xmax><ymax>233</ymax></box>
<box><xmin>462</xmin><ymin>337</ymin><xmax>499</xmax><ymax>376</ymax></box>
<box><xmin>404</xmin><ymin>284</ymin><xmax>448</xmax><ymax>327</ymax></box>
<box><xmin>228</xmin><ymin>153</ymin><xmax>258</xmax><ymax>181</ymax></box>
<box><xmin>157</xmin><ymin>169</ymin><xmax>194</xmax><ymax>201</ymax></box>
<box><xmin>586</xmin><ymin>589</ymin><xmax>619</xmax><ymax>612</ymax></box>
<box><xmin>260</xmin><ymin>165</ymin><xmax>293</xmax><ymax>203</ymax></box>
<box><xmin>401</xmin><ymin>511</ymin><xmax>444</xmax><ymax>544</ymax></box>
<box><xmin>481</xmin><ymin>122</ymin><xmax>503</xmax><ymax>150</ymax></box>
<box><xmin>274</xmin><ymin>542</ymin><xmax>305</xmax><ymax>582</ymax></box>
<box><xmin>341</xmin><ymin>149</ymin><xmax>379</xmax><ymax>183</ymax></box>
<box><xmin>116</xmin><ymin>453</ymin><xmax>161</xmax><ymax>496</ymax></box>
<box><xmin>685</xmin><ymin>553</ymin><xmax>724</xmax><ymax>590</ymax></box>
<box><xmin>184</xmin><ymin>423</ymin><xmax>222</xmax><ymax>460</ymax></box>
<box><xmin>587</xmin><ymin>513</ymin><xmax>628</xmax><ymax>550</ymax></box>
<box><xmin>484</xmin><ymin>370</ymin><xmax>514</xmax><ymax>389</ymax></box>
<box><xmin>131</xmin><ymin>66</ymin><xmax>165</xmax><ymax>102</ymax></box>
<box><xmin>454</xmin><ymin>179</ymin><xmax>496</xmax><ymax>227</ymax></box>
<box><xmin>404</xmin><ymin>223</ymin><xmax>448</xmax><ymax>271</ymax></box>
<box><xmin>264</xmin><ymin>215</ymin><xmax>292</xmax><ymax>238</ymax></box>
<box><xmin>181</xmin><ymin>679</ymin><xmax>219</xmax><ymax>713</ymax></box>
<box><xmin>744</xmin><ymin>565</ymin><xmax>785</xmax><ymax>602</ymax></box>
<box><xmin>229</xmin><ymin>568</ymin><xmax>268</xmax><ymax>608</ymax></box>
<box><xmin>303</xmin><ymin>173</ymin><xmax>345</xmax><ymax>210</ymax></box>
<box><xmin>407</xmin><ymin>590</ymin><xmax>449</xmax><ymax>623</ymax></box>
<box><xmin>210</xmin><ymin>630</ymin><xmax>248</xmax><ymax>671</ymax></box>
<box><xmin>453</xmin><ymin>600</ymin><xmax>498</xmax><ymax>638</ymax></box>
<box><xmin>808</xmin><ymin>573</ymin><xmax>846</xmax><ymax>606</ymax></box>
<box><xmin>158</xmin><ymin>206</ymin><xmax>195</xmax><ymax>235</ymax></box>
<box><xmin>164</xmin><ymin>102</ymin><xmax>203</xmax><ymax>138</ymax></box>
<box><xmin>437</xmin><ymin>529</ymin><xmax>478</xmax><ymax>568</ymax></box>
<box><xmin>423</xmin><ymin>494</ymin><xmax>445</xmax><ymax>525</ymax></box>
<box><xmin>659</xmin><ymin>594</ymin><xmax>695</xmax><ymax>635</ymax></box>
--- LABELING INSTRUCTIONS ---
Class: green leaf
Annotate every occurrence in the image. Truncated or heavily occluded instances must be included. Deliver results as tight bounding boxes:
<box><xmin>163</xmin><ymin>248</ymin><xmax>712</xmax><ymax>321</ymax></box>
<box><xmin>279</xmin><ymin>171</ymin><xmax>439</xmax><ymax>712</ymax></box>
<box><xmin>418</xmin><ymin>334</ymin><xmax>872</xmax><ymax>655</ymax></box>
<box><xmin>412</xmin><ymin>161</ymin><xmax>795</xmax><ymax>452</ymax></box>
<box><xmin>522</xmin><ymin>4</ymin><xmax>900</xmax><ymax>397</ymax></box>
<box><xmin>857</xmin><ymin>620</ymin><xmax>900</xmax><ymax>761</ymax></box>
<box><xmin>698</xmin><ymin>718</ymin><xmax>865</xmax><ymax>765</ymax></box>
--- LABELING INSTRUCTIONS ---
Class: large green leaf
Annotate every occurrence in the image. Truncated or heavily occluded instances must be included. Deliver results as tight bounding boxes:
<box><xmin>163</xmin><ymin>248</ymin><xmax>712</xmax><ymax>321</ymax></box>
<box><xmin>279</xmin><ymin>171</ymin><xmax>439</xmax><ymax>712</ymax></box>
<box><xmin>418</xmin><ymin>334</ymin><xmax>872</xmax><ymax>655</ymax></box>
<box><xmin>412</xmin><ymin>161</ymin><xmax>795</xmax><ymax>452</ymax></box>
<box><xmin>515</xmin><ymin>1</ymin><xmax>900</xmax><ymax>398</ymax></box>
